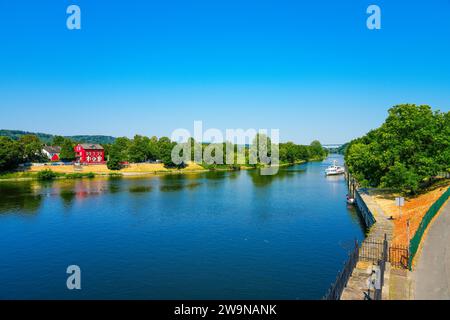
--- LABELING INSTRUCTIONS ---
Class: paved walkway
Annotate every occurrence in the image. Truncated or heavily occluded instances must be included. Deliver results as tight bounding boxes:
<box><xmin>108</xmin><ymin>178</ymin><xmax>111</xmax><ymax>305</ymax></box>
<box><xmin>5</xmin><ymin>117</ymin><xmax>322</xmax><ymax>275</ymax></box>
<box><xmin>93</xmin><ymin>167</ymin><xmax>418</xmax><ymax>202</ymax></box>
<box><xmin>341</xmin><ymin>190</ymin><xmax>394</xmax><ymax>300</ymax></box>
<box><xmin>414</xmin><ymin>200</ymin><xmax>450</xmax><ymax>300</ymax></box>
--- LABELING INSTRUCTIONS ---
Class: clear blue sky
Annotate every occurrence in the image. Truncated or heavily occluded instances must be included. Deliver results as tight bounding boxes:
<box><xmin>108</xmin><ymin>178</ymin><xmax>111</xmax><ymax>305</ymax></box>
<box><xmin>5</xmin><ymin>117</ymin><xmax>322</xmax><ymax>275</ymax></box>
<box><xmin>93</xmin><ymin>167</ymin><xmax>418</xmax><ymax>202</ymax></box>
<box><xmin>0</xmin><ymin>0</ymin><xmax>449</xmax><ymax>144</ymax></box>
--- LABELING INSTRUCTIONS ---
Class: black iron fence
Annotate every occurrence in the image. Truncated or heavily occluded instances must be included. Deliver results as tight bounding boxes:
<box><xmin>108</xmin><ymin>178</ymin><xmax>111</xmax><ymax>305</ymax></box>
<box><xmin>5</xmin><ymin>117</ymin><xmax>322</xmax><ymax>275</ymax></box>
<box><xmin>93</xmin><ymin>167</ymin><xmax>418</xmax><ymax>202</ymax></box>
<box><xmin>324</xmin><ymin>235</ymin><xmax>409</xmax><ymax>300</ymax></box>
<box><xmin>323</xmin><ymin>240</ymin><xmax>359</xmax><ymax>300</ymax></box>
<box><xmin>373</xmin><ymin>235</ymin><xmax>388</xmax><ymax>300</ymax></box>
<box><xmin>359</xmin><ymin>237</ymin><xmax>409</xmax><ymax>269</ymax></box>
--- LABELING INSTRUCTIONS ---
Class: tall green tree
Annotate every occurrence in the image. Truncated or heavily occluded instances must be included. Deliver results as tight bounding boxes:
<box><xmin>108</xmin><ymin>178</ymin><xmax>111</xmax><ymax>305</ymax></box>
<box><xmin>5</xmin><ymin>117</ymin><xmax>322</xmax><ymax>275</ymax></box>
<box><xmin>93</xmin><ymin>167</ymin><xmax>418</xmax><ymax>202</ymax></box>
<box><xmin>110</xmin><ymin>137</ymin><xmax>131</xmax><ymax>162</ymax></box>
<box><xmin>157</xmin><ymin>137</ymin><xmax>177</xmax><ymax>167</ymax></box>
<box><xmin>59</xmin><ymin>139</ymin><xmax>75</xmax><ymax>161</ymax></box>
<box><xmin>309</xmin><ymin>140</ymin><xmax>326</xmax><ymax>159</ymax></box>
<box><xmin>128</xmin><ymin>135</ymin><xmax>150</xmax><ymax>163</ymax></box>
<box><xmin>19</xmin><ymin>134</ymin><xmax>45</xmax><ymax>163</ymax></box>
<box><xmin>147</xmin><ymin>136</ymin><xmax>159</xmax><ymax>161</ymax></box>
<box><xmin>0</xmin><ymin>137</ymin><xmax>22</xmax><ymax>171</ymax></box>
<box><xmin>346</xmin><ymin>104</ymin><xmax>450</xmax><ymax>193</ymax></box>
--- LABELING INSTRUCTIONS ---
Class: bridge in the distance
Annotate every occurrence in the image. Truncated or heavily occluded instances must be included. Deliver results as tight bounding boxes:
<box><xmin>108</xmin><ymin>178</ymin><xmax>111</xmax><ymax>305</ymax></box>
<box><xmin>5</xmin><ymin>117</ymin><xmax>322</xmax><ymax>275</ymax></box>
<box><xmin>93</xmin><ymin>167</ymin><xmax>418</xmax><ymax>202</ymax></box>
<box><xmin>322</xmin><ymin>144</ymin><xmax>344</xmax><ymax>150</ymax></box>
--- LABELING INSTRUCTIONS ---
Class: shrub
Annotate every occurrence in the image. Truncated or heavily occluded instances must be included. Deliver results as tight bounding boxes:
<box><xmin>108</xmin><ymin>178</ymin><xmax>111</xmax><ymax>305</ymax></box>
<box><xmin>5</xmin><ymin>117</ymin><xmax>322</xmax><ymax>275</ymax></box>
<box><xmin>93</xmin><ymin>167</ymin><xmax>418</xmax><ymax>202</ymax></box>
<box><xmin>37</xmin><ymin>169</ymin><xmax>57</xmax><ymax>181</ymax></box>
<box><xmin>65</xmin><ymin>172</ymin><xmax>95</xmax><ymax>179</ymax></box>
<box><xmin>85</xmin><ymin>172</ymin><xmax>95</xmax><ymax>179</ymax></box>
<box><xmin>107</xmin><ymin>158</ymin><xmax>122</xmax><ymax>170</ymax></box>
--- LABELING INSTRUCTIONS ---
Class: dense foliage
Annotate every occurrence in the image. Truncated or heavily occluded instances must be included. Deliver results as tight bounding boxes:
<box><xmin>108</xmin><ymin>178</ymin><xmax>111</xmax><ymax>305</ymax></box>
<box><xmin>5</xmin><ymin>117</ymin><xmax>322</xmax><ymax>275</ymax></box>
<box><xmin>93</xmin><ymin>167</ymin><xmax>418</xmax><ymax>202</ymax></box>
<box><xmin>279</xmin><ymin>140</ymin><xmax>327</xmax><ymax>164</ymax></box>
<box><xmin>36</xmin><ymin>169</ymin><xmax>58</xmax><ymax>181</ymax></box>
<box><xmin>0</xmin><ymin>135</ymin><xmax>48</xmax><ymax>171</ymax></box>
<box><xmin>59</xmin><ymin>138</ymin><xmax>76</xmax><ymax>161</ymax></box>
<box><xmin>345</xmin><ymin>104</ymin><xmax>450</xmax><ymax>194</ymax></box>
<box><xmin>106</xmin><ymin>135</ymin><xmax>177</xmax><ymax>168</ymax></box>
<box><xmin>1</xmin><ymin>130</ymin><xmax>327</xmax><ymax>172</ymax></box>
<box><xmin>0</xmin><ymin>137</ymin><xmax>22</xmax><ymax>171</ymax></box>
<box><xmin>327</xmin><ymin>143</ymin><xmax>348</xmax><ymax>155</ymax></box>
<box><xmin>0</xmin><ymin>129</ymin><xmax>115</xmax><ymax>145</ymax></box>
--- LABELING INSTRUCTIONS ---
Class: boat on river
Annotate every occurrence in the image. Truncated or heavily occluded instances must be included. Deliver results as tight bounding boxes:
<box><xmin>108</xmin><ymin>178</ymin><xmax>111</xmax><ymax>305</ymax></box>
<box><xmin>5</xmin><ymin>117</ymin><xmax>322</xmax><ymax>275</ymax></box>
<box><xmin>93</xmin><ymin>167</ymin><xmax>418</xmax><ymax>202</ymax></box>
<box><xmin>325</xmin><ymin>160</ymin><xmax>345</xmax><ymax>176</ymax></box>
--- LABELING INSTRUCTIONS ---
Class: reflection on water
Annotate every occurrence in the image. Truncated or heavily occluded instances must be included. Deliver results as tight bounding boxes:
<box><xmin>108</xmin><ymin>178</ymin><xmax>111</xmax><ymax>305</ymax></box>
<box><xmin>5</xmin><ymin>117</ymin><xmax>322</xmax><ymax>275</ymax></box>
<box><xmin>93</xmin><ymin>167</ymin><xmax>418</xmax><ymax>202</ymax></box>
<box><xmin>246</xmin><ymin>166</ymin><xmax>304</xmax><ymax>187</ymax></box>
<box><xmin>129</xmin><ymin>186</ymin><xmax>153</xmax><ymax>193</ymax></box>
<box><xmin>160</xmin><ymin>184</ymin><xmax>184</xmax><ymax>192</ymax></box>
<box><xmin>0</xmin><ymin>182</ymin><xmax>43</xmax><ymax>214</ymax></box>
<box><xmin>60</xmin><ymin>190</ymin><xmax>76</xmax><ymax>207</ymax></box>
<box><xmin>0</xmin><ymin>155</ymin><xmax>365</xmax><ymax>299</ymax></box>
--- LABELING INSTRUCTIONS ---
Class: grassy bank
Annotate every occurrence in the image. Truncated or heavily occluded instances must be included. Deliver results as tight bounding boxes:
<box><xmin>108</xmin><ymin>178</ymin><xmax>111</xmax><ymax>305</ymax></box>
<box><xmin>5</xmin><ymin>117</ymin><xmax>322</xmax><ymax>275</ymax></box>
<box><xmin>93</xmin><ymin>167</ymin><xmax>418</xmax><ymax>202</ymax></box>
<box><xmin>0</xmin><ymin>156</ymin><xmax>327</xmax><ymax>182</ymax></box>
<box><xmin>0</xmin><ymin>170</ymin><xmax>121</xmax><ymax>182</ymax></box>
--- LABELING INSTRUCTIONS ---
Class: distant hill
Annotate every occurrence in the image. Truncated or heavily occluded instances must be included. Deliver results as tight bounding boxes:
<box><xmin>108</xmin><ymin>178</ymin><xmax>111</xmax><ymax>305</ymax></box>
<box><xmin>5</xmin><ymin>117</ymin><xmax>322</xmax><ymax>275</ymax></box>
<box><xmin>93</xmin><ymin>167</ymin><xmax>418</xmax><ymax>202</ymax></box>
<box><xmin>0</xmin><ymin>130</ymin><xmax>116</xmax><ymax>145</ymax></box>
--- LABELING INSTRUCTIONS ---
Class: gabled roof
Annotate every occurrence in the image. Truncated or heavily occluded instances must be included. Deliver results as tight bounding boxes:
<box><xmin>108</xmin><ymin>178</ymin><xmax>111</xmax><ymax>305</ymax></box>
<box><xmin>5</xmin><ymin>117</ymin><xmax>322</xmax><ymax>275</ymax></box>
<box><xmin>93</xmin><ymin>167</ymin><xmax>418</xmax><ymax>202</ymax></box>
<box><xmin>43</xmin><ymin>146</ymin><xmax>61</xmax><ymax>153</ymax></box>
<box><xmin>79</xmin><ymin>143</ymin><xmax>104</xmax><ymax>150</ymax></box>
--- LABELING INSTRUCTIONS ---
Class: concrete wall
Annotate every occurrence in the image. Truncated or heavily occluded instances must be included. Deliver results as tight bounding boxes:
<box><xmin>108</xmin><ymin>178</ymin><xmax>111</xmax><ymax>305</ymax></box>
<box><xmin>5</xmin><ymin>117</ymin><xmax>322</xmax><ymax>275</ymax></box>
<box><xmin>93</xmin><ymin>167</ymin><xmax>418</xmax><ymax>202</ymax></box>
<box><xmin>354</xmin><ymin>189</ymin><xmax>376</xmax><ymax>229</ymax></box>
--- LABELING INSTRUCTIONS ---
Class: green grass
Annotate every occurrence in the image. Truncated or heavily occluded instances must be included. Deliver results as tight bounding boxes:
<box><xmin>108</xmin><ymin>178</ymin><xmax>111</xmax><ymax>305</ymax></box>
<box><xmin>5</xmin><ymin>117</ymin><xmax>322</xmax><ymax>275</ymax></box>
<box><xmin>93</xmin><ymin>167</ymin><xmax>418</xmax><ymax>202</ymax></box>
<box><xmin>0</xmin><ymin>170</ymin><xmax>99</xmax><ymax>181</ymax></box>
<box><xmin>65</xmin><ymin>172</ymin><xmax>95</xmax><ymax>179</ymax></box>
<box><xmin>0</xmin><ymin>171</ymin><xmax>37</xmax><ymax>180</ymax></box>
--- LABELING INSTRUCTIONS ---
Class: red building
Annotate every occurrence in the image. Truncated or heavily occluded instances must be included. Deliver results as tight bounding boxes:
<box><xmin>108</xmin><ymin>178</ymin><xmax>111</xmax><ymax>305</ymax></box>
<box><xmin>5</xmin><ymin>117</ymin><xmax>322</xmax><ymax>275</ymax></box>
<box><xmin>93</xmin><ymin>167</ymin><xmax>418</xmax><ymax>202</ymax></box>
<box><xmin>74</xmin><ymin>144</ymin><xmax>105</xmax><ymax>164</ymax></box>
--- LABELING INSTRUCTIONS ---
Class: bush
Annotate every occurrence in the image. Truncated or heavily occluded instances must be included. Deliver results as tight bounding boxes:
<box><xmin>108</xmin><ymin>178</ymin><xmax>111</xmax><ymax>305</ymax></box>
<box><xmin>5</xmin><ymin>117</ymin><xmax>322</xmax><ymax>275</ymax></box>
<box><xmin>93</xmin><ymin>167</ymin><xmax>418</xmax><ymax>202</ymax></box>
<box><xmin>37</xmin><ymin>169</ymin><xmax>57</xmax><ymax>181</ymax></box>
<box><xmin>85</xmin><ymin>172</ymin><xmax>95</xmax><ymax>178</ymax></box>
<box><xmin>107</xmin><ymin>158</ymin><xmax>122</xmax><ymax>170</ymax></box>
<box><xmin>65</xmin><ymin>172</ymin><xmax>95</xmax><ymax>179</ymax></box>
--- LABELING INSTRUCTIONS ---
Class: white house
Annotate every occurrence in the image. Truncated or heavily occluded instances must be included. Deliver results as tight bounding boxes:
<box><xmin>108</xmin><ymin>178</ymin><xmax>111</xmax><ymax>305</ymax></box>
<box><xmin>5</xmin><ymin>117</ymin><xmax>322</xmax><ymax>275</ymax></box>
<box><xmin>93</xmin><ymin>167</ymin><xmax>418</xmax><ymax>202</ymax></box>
<box><xmin>42</xmin><ymin>146</ymin><xmax>61</xmax><ymax>161</ymax></box>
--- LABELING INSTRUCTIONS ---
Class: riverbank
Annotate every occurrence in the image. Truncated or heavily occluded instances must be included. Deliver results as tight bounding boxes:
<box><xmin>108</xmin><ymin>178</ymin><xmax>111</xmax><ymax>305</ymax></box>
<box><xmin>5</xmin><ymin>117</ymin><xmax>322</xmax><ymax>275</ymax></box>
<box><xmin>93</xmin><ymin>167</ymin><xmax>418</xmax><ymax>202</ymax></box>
<box><xmin>0</xmin><ymin>162</ymin><xmax>207</xmax><ymax>181</ymax></box>
<box><xmin>0</xmin><ymin>158</ymin><xmax>323</xmax><ymax>182</ymax></box>
<box><xmin>340</xmin><ymin>188</ymin><xmax>395</xmax><ymax>300</ymax></box>
<box><xmin>341</xmin><ymin>178</ymin><xmax>450</xmax><ymax>300</ymax></box>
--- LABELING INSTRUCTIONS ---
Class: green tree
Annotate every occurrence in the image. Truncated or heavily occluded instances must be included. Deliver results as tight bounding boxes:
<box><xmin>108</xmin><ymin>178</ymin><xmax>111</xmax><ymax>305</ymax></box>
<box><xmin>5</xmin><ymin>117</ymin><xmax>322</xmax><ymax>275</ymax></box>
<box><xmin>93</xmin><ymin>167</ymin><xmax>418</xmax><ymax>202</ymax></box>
<box><xmin>128</xmin><ymin>135</ymin><xmax>150</xmax><ymax>163</ymax></box>
<box><xmin>59</xmin><ymin>139</ymin><xmax>75</xmax><ymax>161</ymax></box>
<box><xmin>110</xmin><ymin>137</ymin><xmax>131</xmax><ymax>162</ymax></box>
<box><xmin>19</xmin><ymin>134</ymin><xmax>45</xmax><ymax>163</ymax></box>
<box><xmin>249</xmin><ymin>133</ymin><xmax>272</xmax><ymax>165</ymax></box>
<box><xmin>147</xmin><ymin>136</ymin><xmax>159</xmax><ymax>161</ymax></box>
<box><xmin>157</xmin><ymin>137</ymin><xmax>177</xmax><ymax>167</ymax></box>
<box><xmin>0</xmin><ymin>137</ymin><xmax>22</xmax><ymax>171</ymax></box>
<box><xmin>51</xmin><ymin>135</ymin><xmax>66</xmax><ymax>147</ymax></box>
<box><xmin>345</xmin><ymin>104</ymin><xmax>450</xmax><ymax>194</ymax></box>
<box><xmin>309</xmin><ymin>140</ymin><xmax>326</xmax><ymax>159</ymax></box>
<box><xmin>107</xmin><ymin>154</ymin><xmax>122</xmax><ymax>170</ymax></box>
<box><xmin>380</xmin><ymin>162</ymin><xmax>420</xmax><ymax>194</ymax></box>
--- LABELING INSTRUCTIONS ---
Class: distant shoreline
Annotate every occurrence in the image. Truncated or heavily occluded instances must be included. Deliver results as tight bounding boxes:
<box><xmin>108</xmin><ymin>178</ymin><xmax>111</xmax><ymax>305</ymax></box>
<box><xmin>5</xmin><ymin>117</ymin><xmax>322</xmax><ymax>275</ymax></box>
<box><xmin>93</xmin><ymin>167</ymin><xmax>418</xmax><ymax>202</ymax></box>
<box><xmin>0</xmin><ymin>158</ymin><xmax>326</xmax><ymax>182</ymax></box>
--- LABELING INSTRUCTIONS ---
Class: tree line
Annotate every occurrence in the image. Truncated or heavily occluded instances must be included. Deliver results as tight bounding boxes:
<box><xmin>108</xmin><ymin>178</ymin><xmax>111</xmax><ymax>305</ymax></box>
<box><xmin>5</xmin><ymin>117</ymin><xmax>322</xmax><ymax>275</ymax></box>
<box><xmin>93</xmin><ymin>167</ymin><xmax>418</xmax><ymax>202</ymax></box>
<box><xmin>0</xmin><ymin>129</ymin><xmax>115</xmax><ymax>144</ymax></box>
<box><xmin>345</xmin><ymin>104</ymin><xmax>450</xmax><ymax>194</ymax></box>
<box><xmin>0</xmin><ymin>135</ymin><xmax>78</xmax><ymax>171</ymax></box>
<box><xmin>106</xmin><ymin>134</ymin><xmax>327</xmax><ymax>170</ymax></box>
<box><xmin>0</xmin><ymin>131</ymin><xmax>328</xmax><ymax>172</ymax></box>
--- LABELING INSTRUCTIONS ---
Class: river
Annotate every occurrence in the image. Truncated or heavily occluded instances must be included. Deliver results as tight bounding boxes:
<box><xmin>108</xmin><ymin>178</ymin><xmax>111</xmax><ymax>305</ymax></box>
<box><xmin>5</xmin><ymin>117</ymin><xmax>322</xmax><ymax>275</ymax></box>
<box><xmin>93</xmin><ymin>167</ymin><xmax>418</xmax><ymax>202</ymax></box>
<box><xmin>0</xmin><ymin>154</ymin><xmax>365</xmax><ymax>299</ymax></box>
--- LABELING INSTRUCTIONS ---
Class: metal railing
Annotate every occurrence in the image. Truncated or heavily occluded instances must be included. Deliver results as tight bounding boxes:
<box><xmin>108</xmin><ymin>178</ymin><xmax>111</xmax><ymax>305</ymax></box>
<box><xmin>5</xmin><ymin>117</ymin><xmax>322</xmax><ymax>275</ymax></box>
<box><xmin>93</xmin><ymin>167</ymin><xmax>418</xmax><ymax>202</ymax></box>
<box><xmin>373</xmin><ymin>235</ymin><xmax>388</xmax><ymax>300</ymax></box>
<box><xmin>324</xmin><ymin>234</ymin><xmax>408</xmax><ymax>300</ymax></box>
<box><xmin>359</xmin><ymin>237</ymin><xmax>409</xmax><ymax>269</ymax></box>
<box><xmin>323</xmin><ymin>240</ymin><xmax>359</xmax><ymax>300</ymax></box>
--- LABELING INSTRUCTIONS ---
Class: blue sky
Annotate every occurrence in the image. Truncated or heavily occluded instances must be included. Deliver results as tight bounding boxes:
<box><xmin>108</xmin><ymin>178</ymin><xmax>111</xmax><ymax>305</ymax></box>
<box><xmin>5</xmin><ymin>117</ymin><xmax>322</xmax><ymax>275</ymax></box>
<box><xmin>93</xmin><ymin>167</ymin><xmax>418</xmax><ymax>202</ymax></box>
<box><xmin>0</xmin><ymin>0</ymin><xmax>449</xmax><ymax>144</ymax></box>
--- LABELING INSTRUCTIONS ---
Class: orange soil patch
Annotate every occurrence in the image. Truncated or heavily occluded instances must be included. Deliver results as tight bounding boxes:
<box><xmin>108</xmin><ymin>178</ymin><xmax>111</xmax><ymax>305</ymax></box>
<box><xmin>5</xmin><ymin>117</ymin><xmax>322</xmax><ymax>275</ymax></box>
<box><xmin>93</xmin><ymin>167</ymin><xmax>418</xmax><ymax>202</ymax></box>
<box><xmin>371</xmin><ymin>185</ymin><xmax>450</xmax><ymax>247</ymax></box>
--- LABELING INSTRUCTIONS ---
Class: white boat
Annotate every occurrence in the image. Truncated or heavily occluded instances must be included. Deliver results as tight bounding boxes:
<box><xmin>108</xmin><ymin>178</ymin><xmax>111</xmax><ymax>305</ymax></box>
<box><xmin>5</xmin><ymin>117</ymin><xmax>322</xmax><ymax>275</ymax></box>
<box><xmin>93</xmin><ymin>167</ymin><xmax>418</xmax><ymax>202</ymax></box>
<box><xmin>325</xmin><ymin>160</ymin><xmax>345</xmax><ymax>176</ymax></box>
<box><xmin>346</xmin><ymin>195</ymin><xmax>355</xmax><ymax>204</ymax></box>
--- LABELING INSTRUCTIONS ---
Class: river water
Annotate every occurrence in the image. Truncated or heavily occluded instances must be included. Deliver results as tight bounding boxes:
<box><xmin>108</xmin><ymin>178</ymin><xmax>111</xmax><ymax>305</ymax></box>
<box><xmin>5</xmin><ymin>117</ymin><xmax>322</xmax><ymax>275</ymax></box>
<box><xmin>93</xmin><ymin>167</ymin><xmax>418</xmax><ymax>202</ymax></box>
<box><xmin>0</xmin><ymin>154</ymin><xmax>364</xmax><ymax>299</ymax></box>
